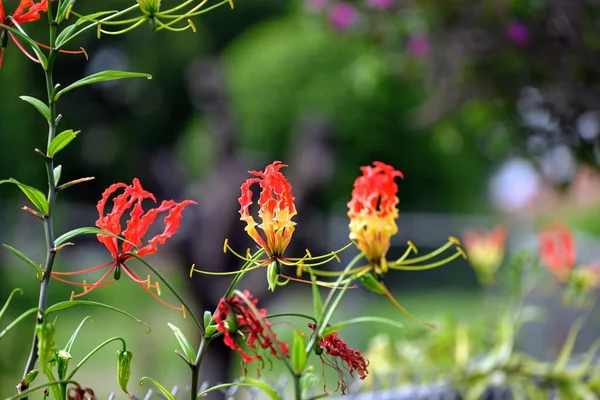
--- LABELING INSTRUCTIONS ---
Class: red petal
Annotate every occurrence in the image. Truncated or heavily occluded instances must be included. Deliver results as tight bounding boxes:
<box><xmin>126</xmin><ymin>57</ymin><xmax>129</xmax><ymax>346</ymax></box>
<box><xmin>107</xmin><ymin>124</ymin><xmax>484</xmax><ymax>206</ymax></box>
<box><xmin>0</xmin><ymin>1</ymin><xmax>6</xmax><ymax>22</ymax></box>
<box><xmin>12</xmin><ymin>0</ymin><xmax>48</xmax><ymax>23</ymax></box>
<box><xmin>135</xmin><ymin>199</ymin><xmax>196</xmax><ymax>257</ymax></box>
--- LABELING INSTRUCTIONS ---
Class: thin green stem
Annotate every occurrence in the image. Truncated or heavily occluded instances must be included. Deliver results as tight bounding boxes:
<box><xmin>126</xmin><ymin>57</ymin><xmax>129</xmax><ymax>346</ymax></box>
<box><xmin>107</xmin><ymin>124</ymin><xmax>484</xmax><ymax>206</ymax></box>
<box><xmin>18</xmin><ymin>4</ymin><xmax>60</xmax><ymax>393</ymax></box>
<box><xmin>190</xmin><ymin>336</ymin><xmax>208</xmax><ymax>400</ymax></box>
<box><xmin>7</xmin><ymin>380</ymin><xmax>82</xmax><ymax>400</ymax></box>
<box><xmin>293</xmin><ymin>373</ymin><xmax>302</xmax><ymax>400</ymax></box>
<box><xmin>67</xmin><ymin>337</ymin><xmax>126</xmax><ymax>380</ymax></box>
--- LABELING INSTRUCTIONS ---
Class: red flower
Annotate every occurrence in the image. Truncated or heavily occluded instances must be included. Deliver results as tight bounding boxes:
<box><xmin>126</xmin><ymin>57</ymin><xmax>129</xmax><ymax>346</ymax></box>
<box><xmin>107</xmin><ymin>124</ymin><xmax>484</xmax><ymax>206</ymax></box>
<box><xmin>51</xmin><ymin>179</ymin><xmax>196</xmax><ymax>311</ymax></box>
<box><xmin>239</xmin><ymin>161</ymin><xmax>297</xmax><ymax>259</ymax></box>
<box><xmin>309</xmin><ymin>323</ymin><xmax>369</xmax><ymax>394</ymax></box>
<box><xmin>539</xmin><ymin>224</ymin><xmax>576</xmax><ymax>282</ymax></box>
<box><xmin>0</xmin><ymin>0</ymin><xmax>48</xmax><ymax>68</ymax></box>
<box><xmin>214</xmin><ymin>290</ymin><xmax>289</xmax><ymax>364</ymax></box>
<box><xmin>347</xmin><ymin>162</ymin><xmax>403</xmax><ymax>271</ymax></box>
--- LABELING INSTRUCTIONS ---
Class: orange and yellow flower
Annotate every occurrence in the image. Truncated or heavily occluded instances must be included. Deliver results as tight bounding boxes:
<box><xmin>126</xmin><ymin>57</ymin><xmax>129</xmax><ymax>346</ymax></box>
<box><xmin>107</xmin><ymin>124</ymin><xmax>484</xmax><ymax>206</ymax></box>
<box><xmin>191</xmin><ymin>161</ymin><xmax>347</xmax><ymax>291</ymax></box>
<box><xmin>463</xmin><ymin>225</ymin><xmax>507</xmax><ymax>285</ymax></box>
<box><xmin>347</xmin><ymin>161</ymin><xmax>403</xmax><ymax>273</ymax></box>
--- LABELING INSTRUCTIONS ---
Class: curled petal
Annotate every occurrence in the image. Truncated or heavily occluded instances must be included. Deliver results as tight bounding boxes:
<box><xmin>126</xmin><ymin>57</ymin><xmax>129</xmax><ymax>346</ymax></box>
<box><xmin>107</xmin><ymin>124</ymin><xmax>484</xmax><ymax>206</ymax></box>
<box><xmin>12</xmin><ymin>0</ymin><xmax>48</xmax><ymax>23</ymax></box>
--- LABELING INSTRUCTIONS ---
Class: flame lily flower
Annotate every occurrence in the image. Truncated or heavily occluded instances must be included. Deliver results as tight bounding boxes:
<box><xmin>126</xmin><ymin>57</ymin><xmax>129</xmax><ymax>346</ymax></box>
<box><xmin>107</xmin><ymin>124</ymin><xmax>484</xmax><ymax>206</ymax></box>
<box><xmin>50</xmin><ymin>179</ymin><xmax>196</xmax><ymax>314</ymax></box>
<box><xmin>539</xmin><ymin>224</ymin><xmax>576</xmax><ymax>282</ymax></box>
<box><xmin>70</xmin><ymin>0</ymin><xmax>234</xmax><ymax>37</ymax></box>
<box><xmin>190</xmin><ymin>161</ymin><xmax>350</xmax><ymax>291</ymax></box>
<box><xmin>309</xmin><ymin>162</ymin><xmax>466</xmax><ymax>327</ymax></box>
<box><xmin>309</xmin><ymin>323</ymin><xmax>369</xmax><ymax>394</ymax></box>
<box><xmin>214</xmin><ymin>290</ymin><xmax>289</xmax><ymax>365</ymax></box>
<box><xmin>0</xmin><ymin>0</ymin><xmax>86</xmax><ymax>69</ymax></box>
<box><xmin>463</xmin><ymin>225</ymin><xmax>507</xmax><ymax>285</ymax></box>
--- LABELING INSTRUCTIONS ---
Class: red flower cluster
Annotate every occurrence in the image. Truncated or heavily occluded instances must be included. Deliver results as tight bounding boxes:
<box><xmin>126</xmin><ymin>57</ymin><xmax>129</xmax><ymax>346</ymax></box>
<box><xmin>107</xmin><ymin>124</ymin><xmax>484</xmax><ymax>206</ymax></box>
<box><xmin>51</xmin><ymin>179</ymin><xmax>195</xmax><ymax>311</ymax></box>
<box><xmin>309</xmin><ymin>323</ymin><xmax>369</xmax><ymax>394</ymax></box>
<box><xmin>539</xmin><ymin>224</ymin><xmax>576</xmax><ymax>282</ymax></box>
<box><xmin>214</xmin><ymin>290</ymin><xmax>289</xmax><ymax>364</ymax></box>
<box><xmin>0</xmin><ymin>0</ymin><xmax>48</xmax><ymax>68</ymax></box>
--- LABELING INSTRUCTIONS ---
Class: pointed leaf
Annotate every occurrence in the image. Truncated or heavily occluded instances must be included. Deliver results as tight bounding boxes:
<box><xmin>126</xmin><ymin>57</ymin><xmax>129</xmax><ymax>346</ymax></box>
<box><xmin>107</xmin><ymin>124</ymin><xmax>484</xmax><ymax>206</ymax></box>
<box><xmin>64</xmin><ymin>316</ymin><xmax>93</xmax><ymax>353</ymax></box>
<box><xmin>54</xmin><ymin>71</ymin><xmax>152</xmax><ymax>100</ymax></box>
<box><xmin>239</xmin><ymin>377</ymin><xmax>281</xmax><ymax>400</ymax></box>
<box><xmin>555</xmin><ymin>318</ymin><xmax>584</xmax><ymax>372</ymax></box>
<box><xmin>0</xmin><ymin>308</ymin><xmax>39</xmax><ymax>340</ymax></box>
<box><xmin>53</xmin><ymin>165</ymin><xmax>62</xmax><ymax>186</ymax></box>
<box><xmin>0</xmin><ymin>288</ymin><xmax>23</xmax><ymax>322</ymax></box>
<box><xmin>55</xmin><ymin>227</ymin><xmax>133</xmax><ymax>247</ymax></box>
<box><xmin>45</xmin><ymin>301</ymin><xmax>150</xmax><ymax>333</ymax></box>
<box><xmin>0</xmin><ymin>22</ymin><xmax>47</xmax><ymax>69</ymax></box>
<box><xmin>167</xmin><ymin>323</ymin><xmax>196</xmax><ymax>363</ymax></box>
<box><xmin>139</xmin><ymin>377</ymin><xmax>176</xmax><ymax>400</ymax></box>
<box><xmin>0</xmin><ymin>178</ymin><xmax>49</xmax><ymax>215</ymax></box>
<box><xmin>19</xmin><ymin>96</ymin><xmax>50</xmax><ymax>122</ymax></box>
<box><xmin>48</xmin><ymin>130</ymin><xmax>80</xmax><ymax>157</ymax></box>
<box><xmin>3</xmin><ymin>244</ymin><xmax>42</xmax><ymax>276</ymax></box>
<box><xmin>291</xmin><ymin>331</ymin><xmax>307</xmax><ymax>374</ymax></box>
<box><xmin>321</xmin><ymin>316</ymin><xmax>403</xmax><ymax>337</ymax></box>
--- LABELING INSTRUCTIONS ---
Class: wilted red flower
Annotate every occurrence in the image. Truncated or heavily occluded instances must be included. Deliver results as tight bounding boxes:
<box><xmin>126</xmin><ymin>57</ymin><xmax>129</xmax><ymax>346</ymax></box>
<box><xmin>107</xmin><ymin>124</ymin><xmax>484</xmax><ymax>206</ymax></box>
<box><xmin>309</xmin><ymin>323</ymin><xmax>369</xmax><ymax>394</ymax></box>
<box><xmin>347</xmin><ymin>162</ymin><xmax>404</xmax><ymax>273</ymax></box>
<box><xmin>214</xmin><ymin>290</ymin><xmax>289</xmax><ymax>364</ymax></box>
<box><xmin>539</xmin><ymin>224</ymin><xmax>576</xmax><ymax>282</ymax></box>
<box><xmin>51</xmin><ymin>179</ymin><xmax>196</xmax><ymax>312</ymax></box>
<box><xmin>67</xmin><ymin>386</ymin><xmax>96</xmax><ymax>400</ymax></box>
<box><xmin>463</xmin><ymin>225</ymin><xmax>507</xmax><ymax>285</ymax></box>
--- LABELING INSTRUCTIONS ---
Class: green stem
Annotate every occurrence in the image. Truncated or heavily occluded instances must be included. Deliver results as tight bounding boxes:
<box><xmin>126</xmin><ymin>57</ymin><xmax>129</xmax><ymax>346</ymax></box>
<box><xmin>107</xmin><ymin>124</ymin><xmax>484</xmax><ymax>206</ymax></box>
<box><xmin>7</xmin><ymin>380</ymin><xmax>82</xmax><ymax>400</ymax></box>
<box><xmin>18</xmin><ymin>3</ymin><xmax>60</xmax><ymax>394</ymax></box>
<box><xmin>127</xmin><ymin>253</ymin><xmax>204</xmax><ymax>334</ymax></box>
<box><xmin>293</xmin><ymin>373</ymin><xmax>302</xmax><ymax>400</ymax></box>
<box><xmin>67</xmin><ymin>337</ymin><xmax>127</xmax><ymax>380</ymax></box>
<box><xmin>190</xmin><ymin>336</ymin><xmax>208</xmax><ymax>400</ymax></box>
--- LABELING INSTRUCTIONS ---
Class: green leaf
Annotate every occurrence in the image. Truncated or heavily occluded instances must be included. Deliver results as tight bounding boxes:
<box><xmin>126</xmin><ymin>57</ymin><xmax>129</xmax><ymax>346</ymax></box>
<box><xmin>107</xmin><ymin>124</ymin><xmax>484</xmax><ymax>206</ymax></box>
<box><xmin>55</xmin><ymin>0</ymin><xmax>77</xmax><ymax>24</ymax></box>
<box><xmin>139</xmin><ymin>377</ymin><xmax>175</xmax><ymax>400</ymax></box>
<box><xmin>19</xmin><ymin>96</ymin><xmax>50</xmax><ymax>122</ymax></box>
<box><xmin>55</xmin><ymin>227</ymin><xmax>132</xmax><ymax>247</ymax></box>
<box><xmin>359</xmin><ymin>273</ymin><xmax>386</xmax><ymax>295</ymax></box>
<box><xmin>0</xmin><ymin>288</ymin><xmax>23</xmax><ymax>323</ymax></box>
<box><xmin>321</xmin><ymin>316</ymin><xmax>403</xmax><ymax>337</ymax></box>
<box><xmin>45</xmin><ymin>301</ymin><xmax>150</xmax><ymax>333</ymax></box>
<box><xmin>56</xmin><ymin>10</ymin><xmax>119</xmax><ymax>47</ymax></box>
<box><xmin>555</xmin><ymin>318</ymin><xmax>584</xmax><ymax>372</ymax></box>
<box><xmin>167</xmin><ymin>323</ymin><xmax>196</xmax><ymax>363</ymax></box>
<box><xmin>0</xmin><ymin>22</ymin><xmax>47</xmax><ymax>69</ymax></box>
<box><xmin>309</xmin><ymin>269</ymin><xmax>323</xmax><ymax>320</ymax></box>
<box><xmin>0</xmin><ymin>308</ymin><xmax>39</xmax><ymax>340</ymax></box>
<box><xmin>196</xmin><ymin>379</ymin><xmax>281</xmax><ymax>400</ymax></box>
<box><xmin>3</xmin><ymin>244</ymin><xmax>42</xmax><ymax>276</ymax></box>
<box><xmin>53</xmin><ymin>165</ymin><xmax>62</xmax><ymax>186</ymax></box>
<box><xmin>54</xmin><ymin>71</ymin><xmax>152</xmax><ymax>100</ymax></box>
<box><xmin>0</xmin><ymin>178</ymin><xmax>49</xmax><ymax>215</ymax></box>
<box><xmin>48</xmin><ymin>130</ymin><xmax>80</xmax><ymax>157</ymax></box>
<box><xmin>64</xmin><ymin>316</ymin><xmax>93</xmax><ymax>353</ymax></box>
<box><xmin>291</xmin><ymin>330</ymin><xmax>307</xmax><ymax>374</ymax></box>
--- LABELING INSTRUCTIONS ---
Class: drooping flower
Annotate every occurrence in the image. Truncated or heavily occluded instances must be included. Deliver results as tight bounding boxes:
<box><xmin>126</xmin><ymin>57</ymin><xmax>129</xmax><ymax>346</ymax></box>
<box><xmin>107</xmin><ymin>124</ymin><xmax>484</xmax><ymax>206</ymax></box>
<box><xmin>192</xmin><ymin>161</ymin><xmax>347</xmax><ymax>291</ymax></box>
<box><xmin>463</xmin><ymin>225</ymin><xmax>507</xmax><ymax>285</ymax></box>
<box><xmin>539</xmin><ymin>224</ymin><xmax>576</xmax><ymax>282</ymax></box>
<box><xmin>214</xmin><ymin>290</ymin><xmax>289</xmax><ymax>365</ymax></box>
<box><xmin>309</xmin><ymin>323</ymin><xmax>369</xmax><ymax>394</ymax></box>
<box><xmin>50</xmin><ymin>179</ymin><xmax>196</xmax><ymax>313</ymax></box>
<box><xmin>347</xmin><ymin>162</ymin><xmax>403</xmax><ymax>272</ymax></box>
<box><xmin>507</xmin><ymin>21</ymin><xmax>529</xmax><ymax>46</ymax></box>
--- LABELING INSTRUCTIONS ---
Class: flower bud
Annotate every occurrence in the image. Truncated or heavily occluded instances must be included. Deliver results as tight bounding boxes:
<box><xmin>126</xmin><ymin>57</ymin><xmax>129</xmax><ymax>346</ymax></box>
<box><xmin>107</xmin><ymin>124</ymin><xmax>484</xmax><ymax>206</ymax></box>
<box><xmin>36</xmin><ymin>322</ymin><xmax>56</xmax><ymax>368</ymax></box>
<box><xmin>57</xmin><ymin>349</ymin><xmax>72</xmax><ymax>380</ymax></box>
<box><xmin>266</xmin><ymin>260</ymin><xmax>280</xmax><ymax>292</ymax></box>
<box><xmin>137</xmin><ymin>0</ymin><xmax>161</xmax><ymax>15</ymax></box>
<box><xmin>116</xmin><ymin>349</ymin><xmax>133</xmax><ymax>394</ymax></box>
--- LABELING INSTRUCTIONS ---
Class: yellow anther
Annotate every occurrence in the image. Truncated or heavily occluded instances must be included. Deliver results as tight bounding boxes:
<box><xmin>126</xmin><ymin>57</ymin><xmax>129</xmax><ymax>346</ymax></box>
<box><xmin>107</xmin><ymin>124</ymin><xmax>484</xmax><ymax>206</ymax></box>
<box><xmin>189</xmin><ymin>264</ymin><xmax>196</xmax><ymax>278</ymax></box>
<box><xmin>147</xmin><ymin>275</ymin><xmax>152</xmax><ymax>290</ymax></box>
<box><xmin>246</xmin><ymin>248</ymin><xmax>251</xmax><ymax>258</ymax></box>
<box><xmin>182</xmin><ymin>306</ymin><xmax>187</xmax><ymax>319</ymax></box>
<box><xmin>223</xmin><ymin>238</ymin><xmax>229</xmax><ymax>253</ymax></box>
<box><xmin>228</xmin><ymin>0</ymin><xmax>234</xmax><ymax>9</ymax></box>
<box><xmin>407</xmin><ymin>241</ymin><xmax>418</xmax><ymax>254</ymax></box>
<box><xmin>187</xmin><ymin>19</ymin><xmax>197</xmax><ymax>33</ymax></box>
<box><xmin>97</xmin><ymin>24</ymin><xmax>102</xmax><ymax>39</ymax></box>
<box><xmin>296</xmin><ymin>262</ymin><xmax>304</xmax><ymax>278</ymax></box>
<box><xmin>333</xmin><ymin>252</ymin><xmax>341</xmax><ymax>262</ymax></box>
<box><xmin>448</xmin><ymin>236</ymin><xmax>461</xmax><ymax>246</ymax></box>
<box><xmin>305</xmin><ymin>249</ymin><xmax>313</xmax><ymax>258</ymax></box>
<box><xmin>66</xmin><ymin>4</ymin><xmax>73</xmax><ymax>19</ymax></box>
<box><xmin>70</xmin><ymin>291</ymin><xmax>75</xmax><ymax>302</ymax></box>
<box><xmin>156</xmin><ymin>282</ymin><xmax>162</xmax><ymax>296</ymax></box>
<box><xmin>456</xmin><ymin>247</ymin><xmax>468</xmax><ymax>259</ymax></box>
<box><xmin>80</xmin><ymin>47</ymin><xmax>89</xmax><ymax>61</ymax></box>
<box><xmin>381</xmin><ymin>257</ymin><xmax>389</xmax><ymax>274</ymax></box>
<box><xmin>82</xmin><ymin>280</ymin><xmax>89</xmax><ymax>292</ymax></box>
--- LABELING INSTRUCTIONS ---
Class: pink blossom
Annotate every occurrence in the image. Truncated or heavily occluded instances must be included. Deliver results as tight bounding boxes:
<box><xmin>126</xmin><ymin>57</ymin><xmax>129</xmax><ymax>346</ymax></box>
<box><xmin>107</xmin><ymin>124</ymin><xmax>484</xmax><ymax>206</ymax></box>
<box><xmin>328</xmin><ymin>3</ymin><xmax>358</xmax><ymax>31</ymax></box>
<box><xmin>507</xmin><ymin>21</ymin><xmax>529</xmax><ymax>46</ymax></box>
<box><xmin>406</xmin><ymin>34</ymin><xmax>430</xmax><ymax>58</ymax></box>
